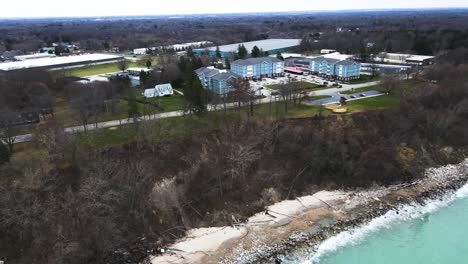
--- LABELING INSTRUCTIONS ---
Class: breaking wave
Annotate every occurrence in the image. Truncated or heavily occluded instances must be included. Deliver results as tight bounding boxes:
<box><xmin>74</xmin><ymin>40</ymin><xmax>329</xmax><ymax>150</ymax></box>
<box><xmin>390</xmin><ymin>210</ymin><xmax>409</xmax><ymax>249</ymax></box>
<box><xmin>301</xmin><ymin>182</ymin><xmax>468</xmax><ymax>264</ymax></box>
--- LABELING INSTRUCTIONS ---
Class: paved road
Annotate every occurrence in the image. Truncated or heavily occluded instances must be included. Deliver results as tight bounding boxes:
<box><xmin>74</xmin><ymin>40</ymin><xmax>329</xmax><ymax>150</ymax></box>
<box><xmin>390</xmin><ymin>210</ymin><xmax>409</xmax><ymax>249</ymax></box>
<box><xmin>13</xmin><ymin>81</ymin><xmax>380</xmax><ymax>144</ymax></box>
<box><xmin>310</xmin><ymin>90</ymin><xmax>383</xmax><ymax>105</ymax></box>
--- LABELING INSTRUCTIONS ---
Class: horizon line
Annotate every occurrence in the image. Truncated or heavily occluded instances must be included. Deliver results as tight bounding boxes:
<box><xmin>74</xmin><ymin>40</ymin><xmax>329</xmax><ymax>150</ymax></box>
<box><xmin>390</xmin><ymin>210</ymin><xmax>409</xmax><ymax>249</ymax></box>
<box><xmin>1</xmin><ymin>7</ymin><xmax>468</xmax><ymax>20</ymax></box>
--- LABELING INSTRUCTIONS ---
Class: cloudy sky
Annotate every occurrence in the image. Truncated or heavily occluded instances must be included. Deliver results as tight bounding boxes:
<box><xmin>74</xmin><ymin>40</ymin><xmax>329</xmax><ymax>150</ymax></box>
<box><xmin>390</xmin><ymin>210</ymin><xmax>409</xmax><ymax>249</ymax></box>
<box><xmin>1</xmin><ymin>0</ymin><xmax>468</xmax><ymax>18</ymax></box>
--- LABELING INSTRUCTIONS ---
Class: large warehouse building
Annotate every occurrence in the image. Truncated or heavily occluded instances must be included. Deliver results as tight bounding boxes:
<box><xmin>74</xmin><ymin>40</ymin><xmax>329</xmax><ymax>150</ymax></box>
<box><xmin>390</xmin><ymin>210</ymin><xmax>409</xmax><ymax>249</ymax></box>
<box><xmin>193</xmin><ymin>39</ymin><xmax>301</xmax><ymax>57</ymax></box>
<box><xmin>0</xmin><ymin>53</ymin><xmax>123</xmax><ymax>72</ymax></box>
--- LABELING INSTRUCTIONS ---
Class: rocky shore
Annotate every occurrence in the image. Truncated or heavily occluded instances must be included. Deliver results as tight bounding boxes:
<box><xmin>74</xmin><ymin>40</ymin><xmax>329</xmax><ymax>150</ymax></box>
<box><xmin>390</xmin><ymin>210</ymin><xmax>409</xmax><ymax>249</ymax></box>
<box><xmin>148</xmin><ymin>159</ymin><xmax>468</xmax><ymax>264</ymax></box>
<box><xmin>221</xmin><ymin>159</ymin><xmax>468</xmax><ymax>264</ymax></box>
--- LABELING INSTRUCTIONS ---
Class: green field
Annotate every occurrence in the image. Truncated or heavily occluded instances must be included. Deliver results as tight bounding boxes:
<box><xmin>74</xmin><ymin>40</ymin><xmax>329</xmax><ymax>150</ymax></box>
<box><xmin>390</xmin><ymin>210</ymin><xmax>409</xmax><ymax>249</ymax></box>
<box><xmin>266</xmin><ymin>81</ymin><xmax>322</xmax><ymax>90</ymax></box>
<box><xmin>53</xmin><ymin>90</ymin><xmax>185</xmax><ymax>127</ymax></box>
<box><xmin>51</xmin><ymin>57</ymin><xmax>157</xmax><ymax>77</ymax></box>
<box><xmin>340</xmin><ymin>85</ymin><xmax>381</xmax><ymax>94</ymax></box>
<box><xmin>82</xmin><ymin>93</ymin><xmax>402</xmax><ymax>147</ymax></box>
<box><xmin>345</xmin><ymin>95</ymin><xmax>400</xmax><ymax>112</ymax></box>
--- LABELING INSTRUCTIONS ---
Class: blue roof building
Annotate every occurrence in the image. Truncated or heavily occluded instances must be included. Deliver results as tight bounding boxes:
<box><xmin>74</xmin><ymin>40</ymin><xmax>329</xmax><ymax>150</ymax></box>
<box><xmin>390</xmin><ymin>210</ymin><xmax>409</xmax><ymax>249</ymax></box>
<box><xmin>291</xmin><ymin>57</ymin><xmax>361</xmax><ymax>80</ymax></box>
<box><xmin>195</xmin><ymin>67</ymin><xmax>239</xmax><ymax>94</ymax></box>
<box><xmin>231</xmin><ymin>57</ymin><xmax>285</xmax><ymax>79</ymax></box>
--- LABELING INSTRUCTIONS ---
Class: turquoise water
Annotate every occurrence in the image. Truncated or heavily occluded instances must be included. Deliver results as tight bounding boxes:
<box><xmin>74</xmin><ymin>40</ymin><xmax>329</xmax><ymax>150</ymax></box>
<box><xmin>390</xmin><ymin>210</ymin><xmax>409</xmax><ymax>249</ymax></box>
<box><xmin>287</xmin><ymin>184</ymin><xmax>468</xmax><ymax>264</ymax></box>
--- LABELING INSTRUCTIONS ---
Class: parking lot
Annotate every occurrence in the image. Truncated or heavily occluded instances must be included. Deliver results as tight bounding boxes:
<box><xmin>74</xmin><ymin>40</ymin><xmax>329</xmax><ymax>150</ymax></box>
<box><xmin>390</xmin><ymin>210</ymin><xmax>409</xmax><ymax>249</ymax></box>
<box><xmin>249</xmin><ymin>73</ymin><xmax>339</xmax><ymax>96</ymax></box>
<box><xmin>309</xmin><ymin>90</ymin><xmax>383</xmax><ymax>105</ymax></box>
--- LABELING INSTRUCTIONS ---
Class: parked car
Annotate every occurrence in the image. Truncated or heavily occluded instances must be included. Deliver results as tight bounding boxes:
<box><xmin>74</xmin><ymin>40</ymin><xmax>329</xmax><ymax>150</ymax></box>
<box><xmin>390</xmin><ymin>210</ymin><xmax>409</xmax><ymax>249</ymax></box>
<box><xmin>337</xmin><ymin>85</ymin><xmax>343</xmax><ymax>88</ymax></box>
<box><xmin>350</xmin><ymin>95</ymin><xmax>356</xmax><ymax>98</ymax></box>
<box><xmin>323</xmin><ymin>82</ymin><xmax>329</xmax><ymax>85</ymax></box>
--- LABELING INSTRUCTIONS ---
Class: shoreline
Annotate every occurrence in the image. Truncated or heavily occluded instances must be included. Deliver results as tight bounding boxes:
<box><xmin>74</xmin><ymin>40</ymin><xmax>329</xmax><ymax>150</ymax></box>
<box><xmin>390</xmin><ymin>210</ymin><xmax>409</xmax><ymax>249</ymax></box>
<box><xmin>148</xmin><ymin>159</ymin><xmax>468</xmax><ymax>264</ymax></box>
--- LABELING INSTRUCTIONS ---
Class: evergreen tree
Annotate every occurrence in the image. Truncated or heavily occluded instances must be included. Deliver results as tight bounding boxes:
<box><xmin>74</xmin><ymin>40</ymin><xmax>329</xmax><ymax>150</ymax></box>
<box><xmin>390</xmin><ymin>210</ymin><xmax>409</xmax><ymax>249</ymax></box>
<box><xmin>0</xmin><ymin>142</ymin><xmax>10</xmax><ymax>165</ymax></box>
<box><xmin>127</xmin><ymin>90</ymin><xmax>139</xmax><ymax>119</ymax></box>
<box><xmin>276</xmin><ymin>52</ymin><xmax>284</xmax><ymax>61</ymax></box>
<box><xmin>299</xmin><ymin>36</ymin><xmax>312</xmax><ymax>52</ymax></box>
<box><xmin>237</xmin><ymin>44</ymin><xmax>247</xmax><ymax>59</ymax></box>
<box><xmin>186</xmin><ymin>47</ymin><xmax>194</xmax><ymax>57</ymax></box>
<box><xmin>251</xmin><ymin>45</ymin><xmax>261</xmax><ymax>58</ymax></box>
<box><xmin>225</xmin><ymin>57</ymin><xmax>231</xmax><ymax>69</ymax></box>
<box><xmin>194</xmin><ymin>57</ymin><xmax>203</xmax><ymax>69</ymax></box>
<box><xmin>215</xmin><ymin>46</ymin><xmax>222</xmax><ymax>58</ymax></box>
<box><xmin>178</xmin><ymin>56</ymin><xmax>187</xmax><ymax>72</ymax></box>
<box><xmin>183</xmin><ymin>64</ymin><xmax>207</xmax><ymax>114</ymax></box>
<box><xmin>146</xmin><ymin>60</ymin><xmax>152</xmax><ymax>68</ymax></box>
<box><xmin>139</xmin><ymin>70</ymin><xmax>149</xmax><ymax>85</ymax></box>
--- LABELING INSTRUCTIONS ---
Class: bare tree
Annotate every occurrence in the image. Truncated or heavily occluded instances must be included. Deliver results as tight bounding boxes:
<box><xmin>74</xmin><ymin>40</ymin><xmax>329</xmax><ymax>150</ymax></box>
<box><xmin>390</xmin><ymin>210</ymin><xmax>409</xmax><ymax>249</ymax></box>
<box><xmin>278</xmin><ymin>81</ymin><xmax>294</xmax><ymax>113</ymax></box>
<box><xmin>228</xmin><ymin>78</ymin><xmax>251</xmax><ymax>110</ymax></box>
<box><xmin>381</xmin><ymin>74</ymin><xmax>401</xmax><ymax>95</ymax></box>
<box><xmin>67</xmin><ymin>83</ymin><xmax>106</xmax><ymax>131</ymax></box>
<box><xmin>0</xmin><ymin>112</ymin><xmax>17</xmax><ymax>154</ymax></box>
<box><xmin>369</xmin><ymin>64</ymin><xmax>379</xmax><ymax>77</ymax></box>
<box><xmin>32</xmin><ymin>118</ymin><xmax>66</xmax><ymax>162</ymax></box>
<box><xmin>117</xmin><ymin>59</ymin><xmax>129</xmax><ymax>72</ymax></box>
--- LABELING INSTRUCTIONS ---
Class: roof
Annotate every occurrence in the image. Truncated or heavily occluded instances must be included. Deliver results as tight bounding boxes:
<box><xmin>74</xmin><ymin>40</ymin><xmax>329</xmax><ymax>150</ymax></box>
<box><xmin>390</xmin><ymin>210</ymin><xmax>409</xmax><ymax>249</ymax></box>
<box><xmin>14</xmin><ymin>53</ymin><xmax>56</xmax><ymax>61</ymax></box>
<box><xmin>155</xmin><ymin>83</ymin><xmax>173</xmax><ymax>90</ymax></box>
<box><xmin>232</xmin><ymin>57</ymin><xmax>283</xmax><ymax>66</ymax></box>
<box><xmin>195</xmin><ymin>39</ymin><xmax>301</xmax><ymax>53</ymax></box>
<box><xmin>211</xmin><ymin>72</ymin><xmax>239</xmax><ymax>81</ymax></box>
<box><xmin>309</xmin><ymin>57</ymin><xmax>340</xmax><ymax>64</ymax></box>
<box><xmin>127</xmin><ymin>67</ymin><xmax>152</xmax><ymax>72</ymax></box>
<box><xmin>405</xmin><ymin>55</ymin><xmax>435</xmax><ymax>62</ymax></box>
<box><xmin>195</xmin><ymin>67</ymin><xmax>224</xmax><ymax>77</ymax></box>
<box><xmin>0</xmin><ymin>53</ymin><xmax>123</xmax><ymax>71</ymax></box>
<box><xmin>336</xmin><ymin>60</ymin><xmax>357</xmax><ymax>66</ymax></box>
<box><xmin>284</xmin><ymin>67</ymin><xmax>306</xmax><ymax>74</ymax></box>
<box><xmin>195</xmin><ymin>66</ymin><xmax>239</xmax><ymax>82</ymax></box>
<box><xmin>144</xmin><ymin>83</ymin><xmax>174</xmax><ymax>97</ymax></box>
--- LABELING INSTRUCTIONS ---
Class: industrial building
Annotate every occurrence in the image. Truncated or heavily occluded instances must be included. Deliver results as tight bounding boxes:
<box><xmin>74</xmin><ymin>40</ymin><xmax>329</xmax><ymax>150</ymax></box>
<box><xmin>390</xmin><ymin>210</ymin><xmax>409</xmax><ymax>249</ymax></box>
<box><xmin>231</xmin><ymin>57</ymin><xmax>285</xmax><ymax>79</ymax></box>
<box><xmin>375</xmin><ymin>53</ymin><xmax>435</xmax><ymax>66</ymax></box>
<box><xmin>133</xmin><ymin>41</ymin><xmax>213</xmax><ymax>55</ymax></box>
<box><xmin>195</xmin><ymin>66</ymin><xmax>239</xmax><ymax>94</ymax></box>
<box><xmin>14</xmin><ymin>53</ymin><xmax>56</xmax><ymax>61</ymax></box>
<box><xmin>193</xmin><ymin>39</ymin><xmax>301</xmax><ymax>57</ymax></box>
<box><xmin>361</xmin><ymin>63</ymin><xmax>413</xmax><ymax>75</ymax></box>
<box><xmin>0</xmin><ymin>54</ymin><xmax>123</xmax><ymax>72</ymax></box>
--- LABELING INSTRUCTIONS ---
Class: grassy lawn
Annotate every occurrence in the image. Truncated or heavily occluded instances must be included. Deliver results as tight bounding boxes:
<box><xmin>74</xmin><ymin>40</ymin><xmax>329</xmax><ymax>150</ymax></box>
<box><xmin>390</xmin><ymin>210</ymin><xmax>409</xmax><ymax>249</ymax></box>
<box><xmin>53</xmin><ymin>90</ymin><xmax>185</xmax><ymax>127</ymax></box>
<box><xmin>266</xmin><ymin>81</ymin><xmax>322</xmax><ymax>90</ymax></box>
<box><xmin>340</xmin><ymin>85</ymin><xmax>382</xmax><ymax>94</ymax></box>
<box><xmin>51</xmin><ymin>57</ymin><xmax>157</xmax><ymax>77</ymax></box>
<box><xmin>342</xmin><ymin>75</ymin><xmax>380</xmax><ymax>84</ymax></box>
<box><xmin>74</xmin><ymin>101</ymin><xmax>324</xmax><ymax>147</ymax></box>
<box><xmin>345</xmin><ymin>95</ymin><xmax>400</xmax><ymax>112</ymax></box>
<box><xmin>80</xmin><ymin>93</ymin><xmax>403</xmax><ymax>147</ymax></box>
<box><xmin>12</xmin><ymin>92</ymin><xmax>403</xmax><ymax>151</ymax></box>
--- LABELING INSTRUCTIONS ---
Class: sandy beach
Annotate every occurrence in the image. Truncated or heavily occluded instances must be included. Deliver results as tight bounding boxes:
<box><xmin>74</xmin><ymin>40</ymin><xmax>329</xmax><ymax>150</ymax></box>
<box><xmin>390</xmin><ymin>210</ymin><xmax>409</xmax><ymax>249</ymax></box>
<box><xmin>149</xmin><ymin>158</ymin><xmax>468</xmax><ymax>264</ymax></box>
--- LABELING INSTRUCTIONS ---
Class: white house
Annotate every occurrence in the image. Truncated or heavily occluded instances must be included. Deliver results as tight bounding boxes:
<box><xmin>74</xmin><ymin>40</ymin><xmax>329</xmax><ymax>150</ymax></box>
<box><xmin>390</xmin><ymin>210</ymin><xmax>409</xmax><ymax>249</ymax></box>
<box><xmin>320</xmin><ymin>49</ymin><xmax>337</xmax><ymax>54</ymax></box>
<box><xmin>133</xmin><ymin>48</ymin><xmax>148</xmax><ymax>55</ymax></box>
<box><xmin>143</xmin><ymin>83</ymin><xmax>174</xmax><ymax>98</ymax></box>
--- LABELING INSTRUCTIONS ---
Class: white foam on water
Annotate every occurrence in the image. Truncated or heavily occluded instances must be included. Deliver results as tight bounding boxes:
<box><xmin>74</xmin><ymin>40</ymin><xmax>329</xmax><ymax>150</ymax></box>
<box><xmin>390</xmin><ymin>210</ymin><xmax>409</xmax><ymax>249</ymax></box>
<box><xmin>302</xmin><ymin>182</ymin><xmax>468</xmax><ymax>264</ymax></box>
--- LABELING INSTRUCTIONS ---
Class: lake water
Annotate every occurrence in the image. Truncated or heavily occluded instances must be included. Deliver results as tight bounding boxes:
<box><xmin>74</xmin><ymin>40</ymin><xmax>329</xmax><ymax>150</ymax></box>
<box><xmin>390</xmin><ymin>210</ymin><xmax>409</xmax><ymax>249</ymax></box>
<box><xmin>284</xmin><ymin>183</ymin><xmax>468</xmax><ymax>264</ymax></box>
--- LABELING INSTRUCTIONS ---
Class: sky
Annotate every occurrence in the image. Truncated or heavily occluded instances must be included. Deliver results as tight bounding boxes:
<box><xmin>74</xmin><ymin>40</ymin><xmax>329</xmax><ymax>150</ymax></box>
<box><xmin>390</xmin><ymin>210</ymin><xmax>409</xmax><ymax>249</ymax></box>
<box><xmin>1</xmin><ymin>0</ymin><xmax>468</xmax><ymax>18</ymax></box>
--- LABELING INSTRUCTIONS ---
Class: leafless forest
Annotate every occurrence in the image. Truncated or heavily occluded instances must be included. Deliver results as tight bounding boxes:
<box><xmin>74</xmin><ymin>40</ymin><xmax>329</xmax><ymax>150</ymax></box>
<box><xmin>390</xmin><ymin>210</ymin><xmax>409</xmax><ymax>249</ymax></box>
<box><xmin>1</xmin><ymin>10</ymin><xmax>468</xmax><ymax>57</ymax></box>
<box><xmin>1</xmin><ymin>9</ymin><xmax>468</xmax><ymax>264</ymax></box>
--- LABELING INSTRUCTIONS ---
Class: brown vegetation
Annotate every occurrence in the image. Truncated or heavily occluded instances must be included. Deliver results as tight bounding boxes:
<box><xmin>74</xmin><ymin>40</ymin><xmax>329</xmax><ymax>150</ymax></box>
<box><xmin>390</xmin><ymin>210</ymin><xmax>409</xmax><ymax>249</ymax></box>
<box><xmin>0</xmin><ymin>63</ymin><xmax>467</xmax><ymax>263</ymax></box>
